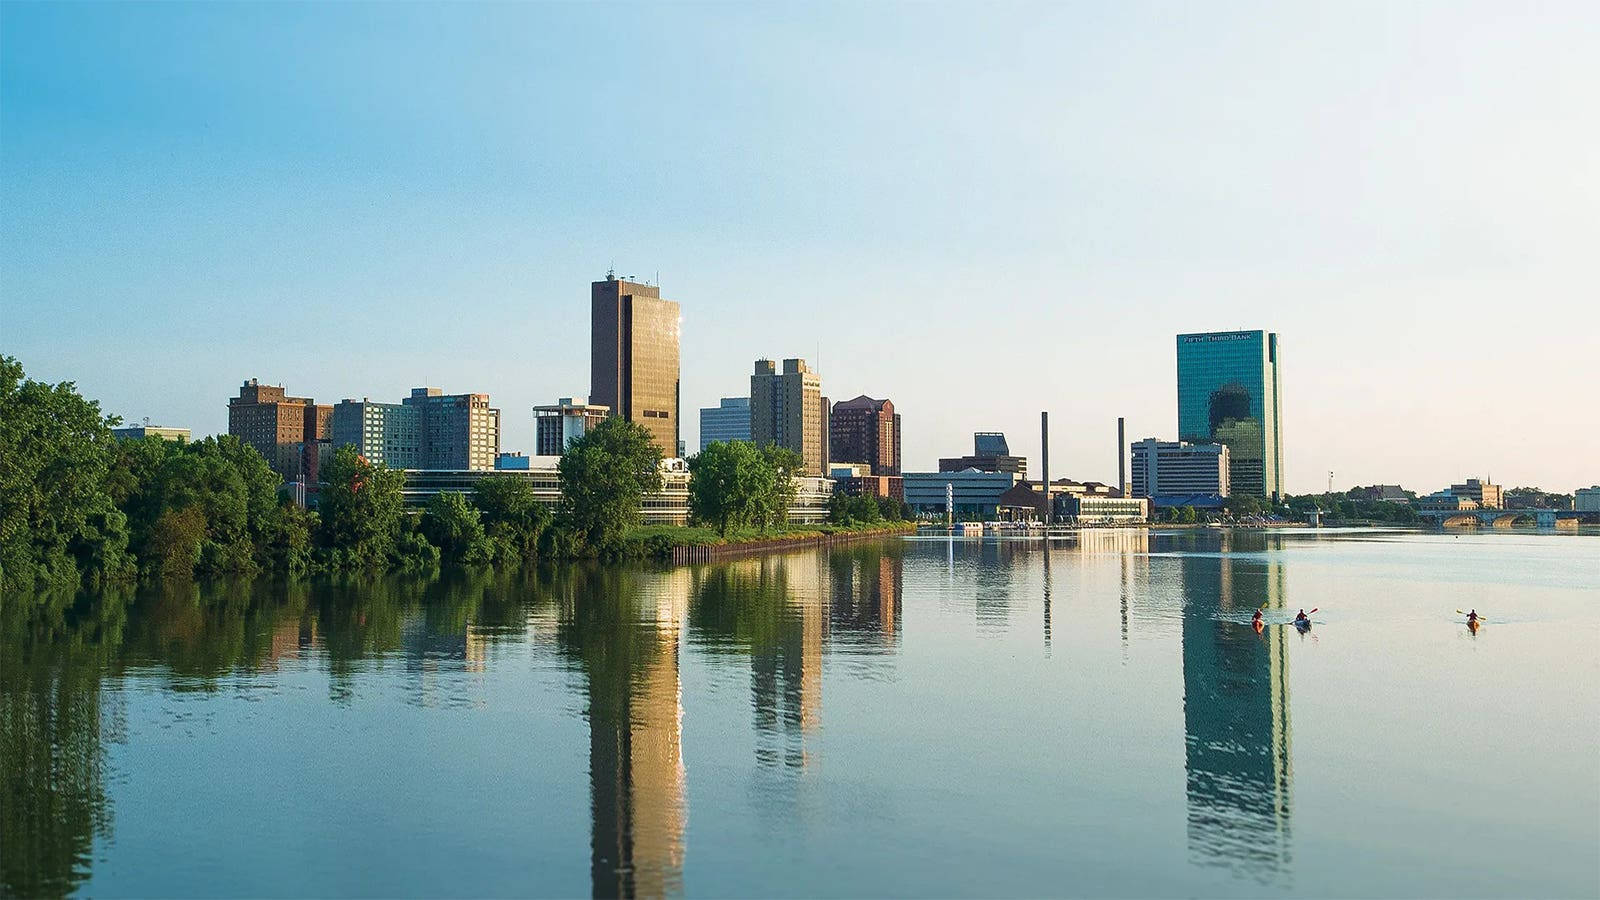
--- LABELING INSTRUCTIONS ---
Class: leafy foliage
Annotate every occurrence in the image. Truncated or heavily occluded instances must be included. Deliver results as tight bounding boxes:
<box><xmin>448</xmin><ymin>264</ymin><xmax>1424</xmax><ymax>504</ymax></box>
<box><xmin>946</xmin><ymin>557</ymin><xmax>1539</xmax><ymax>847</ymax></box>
<box><xmin>0</xmin><ymin>356</ymin><xmax>133</xmax><ymax>595</ymax></box>
<box><xmin>557</xmin><ymin>417</ymin><xmax>662</xmax><ymax>555</ymax></box>
<box><xmin>421</xmin><ymin>492</ymin><xmax>492</xmax><ymax>565</ymax></box>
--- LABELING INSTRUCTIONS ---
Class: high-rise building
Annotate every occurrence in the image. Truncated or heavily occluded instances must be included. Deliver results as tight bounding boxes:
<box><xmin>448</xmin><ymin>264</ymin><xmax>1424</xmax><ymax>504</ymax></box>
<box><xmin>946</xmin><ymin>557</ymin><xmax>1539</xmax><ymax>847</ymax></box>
<box><xmin>1176</xmin><ymin>330</ymin><xmax>1283</xmax><ymax>501</ymax></box>
<box><xmin>535</xmin><ymin>397</ymin><xmax>610</xmax><ymax>456</ymax></box>
<box><xmin>330</xmin><ymin>387</ymin><xmax>500</xmax><ymax>471</ymax></box>
<box><xmin>228</xmin><ymin>379</ymin><xmax>331</xmax><ymax>480</ymax></box>
<box><xmin>1130</xmin><ymin>438</ymin><xmax>1230</xmax><ymax>500</ymax></box>
<box><xmin>1574</xmin><ymin>486</ymin><xmax>1600</xmax><ymax>512</ymax></box>
<box><xmin>331</xmin><ymin>400</ymin><xmax>422</xmax><ymax>469</ymax></box>
<box><xmin>698</xmin><ymin>396</ymin><xmax>752</xmax><ymax>452</ymax></box>
<box><xmin>750</xmin><ymin>358</ymin><xmax>827</xmax><ymax>475</ymax></box>
<box><xmin>939</xmin><ymin>432</ymin><xmax>1028</xmax><ymax>478</ymax></box>
<box><xmin>591</xmin><ymin>274</ymin><xmax>680</xmax><ymax>455</ymax></box>
<box><xmin>829</xmin><ymin>395</ymin><xmax>901</xmax><ymax>476</ymax></box>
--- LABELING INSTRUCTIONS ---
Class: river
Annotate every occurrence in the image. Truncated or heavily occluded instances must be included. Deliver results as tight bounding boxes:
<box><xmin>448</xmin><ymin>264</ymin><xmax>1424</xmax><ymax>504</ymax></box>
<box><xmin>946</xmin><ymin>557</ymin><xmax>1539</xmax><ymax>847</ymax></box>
<box><xmin>3</xmin><ymin>528</ymin><xmax>1596</xmax><ymax>898</ymax></box>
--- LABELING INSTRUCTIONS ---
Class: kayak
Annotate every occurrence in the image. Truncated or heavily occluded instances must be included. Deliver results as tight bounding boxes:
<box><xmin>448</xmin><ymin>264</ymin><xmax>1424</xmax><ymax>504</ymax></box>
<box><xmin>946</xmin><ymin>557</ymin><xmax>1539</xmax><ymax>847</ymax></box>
<box><xmin>1294</xmin><ymin>619</ymin><xmax>1311</xmax><ymax>632</ymax></box>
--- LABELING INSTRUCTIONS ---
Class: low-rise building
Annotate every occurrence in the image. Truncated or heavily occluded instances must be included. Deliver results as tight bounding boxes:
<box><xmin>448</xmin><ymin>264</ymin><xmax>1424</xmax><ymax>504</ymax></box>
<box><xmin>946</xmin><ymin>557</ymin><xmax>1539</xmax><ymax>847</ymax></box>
<box><xmin>835</xmin><ymin>475</ymin><xmax>903</xmax><ymax>502</ymax></box>
<box><xmin>1449</xmin><ymin>478</ymin><xmax>1503</xmax><ymax>509</ymax></box>
<box><xmin>112</xmin><ymin>425</ymin><xmax>191</xmax><ymax>442</ymax></box>
<box><xmin>938</xmin><ymin>432</ymin><xmax>1028</xmax><ymax>478</ymax></box>
<box><xmin>398</xmin><ymin>460</ymin><xmax>831</xmax><ymax>525</ymax></box>
<box><xmin>904</xmin><ymin>469</ymin><xmax>1020</xmax><ymax>518</ymax></box>
<box><xmin>1055</xmin><ymin>494</ymin><xmax>1149</xmax><ymax>525</ymax></box>
<box><xmin>1419</xmin><ymin>491</ymin><xmax>1478</xmax><ymax>511</ymax></box>
<box><xmin>1347</xmin><ymin>484</ymin><xmax>1412</xmax><ymax>503</ymax></box>
<box><xmin>1575</xmin><ymin>486</ymin><xmax>1600</xmax><ymax>512</ymax></box>
<box><xmin>496</xmin><ymin>452</ymin><xmax>531</xmax><ymax>470</ymax></box>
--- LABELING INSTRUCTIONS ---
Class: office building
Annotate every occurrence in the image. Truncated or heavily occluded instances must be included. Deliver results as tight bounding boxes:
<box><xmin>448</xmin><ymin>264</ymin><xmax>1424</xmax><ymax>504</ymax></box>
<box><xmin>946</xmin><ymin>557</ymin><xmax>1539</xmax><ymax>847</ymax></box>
<box><xmin>939</xmin><ymin>432</ymin><xmax>1028</xmax><ymax>478</ymax></box>
<box><xmin>1176</xmin><ymin>330</ymin><xmax>1283</xmax><ymax>501</ymax></box>
<box><xmin>496</xmin><ymin>452</ymin><xmax>531</xmax><ymax>470</ymax></box>
<box><xmin>591</xmin><ymin>274</ymin><xmax>680</xmax><ymax>455</ymax></box>
<box><xmin>228</xmin><ymin>379</ymin><xmax>332</xmax><ymax>480</ymax></box>
<box><xmin>750</xmin><ymin>358</ymin><xmax>828</xmax><ymax>476</ymax></box>
<box><xmin>835</xmin><ymin>475</ymin><xmax>904</xmax><ymax>501</ymax></box>
<box><xmin>1055</xmin><ymin>494</ymin><xmax>1149</xmax><ymax>525</ymax></box>
<box><xmin>1419</xmin><ymin>491</ymin><xmax>1477</xmax><ymax>511</ymax></box>
<box><xmin>698</xmin><ymin>396</ymin><xmax>752</xmax><ymax>451</ymax></box>
<box><xmin>1131</xmin><ymin>439</ymin><xmax>1230</xmax><ymax>504</ymax></box>
<box><xmin>331</xmin><ymin>400</ymin><xmax>421</xmax><ymax>469</ymax></box>
<box><xmin>535</xmin><ymin>397</ymin><xmax>609</xmax><ymax>456</ymax></box>
<box><xmin>112</xmin><ymin>425</ymin><xmax>190</xmax><ymax>442</ymax></box>
<box><xmin>1348</xmin><ymin>484</ymin><xmax>1412</xmax><ymax>503</ymax></box>
<box><xmin>1575</xmin><ymin>487</ymin><xmax>1600</xmax><ymax>512</ymax></box>
<box><xmin>331</xmin><ymin>387</ymin><xmax>500</xmax><ymax>471</ymax></box>
<box><xmin>829</xmin><ymin>395</ymin><xmax>901</xmax><ymax>476</ymax></box>
<box><xmin>1449</xmin><ymin>478</ymin><xmax>1503</xmax><ymax>509</ymax></box>
<box><xmin>903</xmin><ymin>469</ymin><xmax>1020</xmax><ymax>518</ymax></box>
<box><xmin>398</xmin><ymin>459</ymin><xmax>832</xmax><ymax>526</ymax></box>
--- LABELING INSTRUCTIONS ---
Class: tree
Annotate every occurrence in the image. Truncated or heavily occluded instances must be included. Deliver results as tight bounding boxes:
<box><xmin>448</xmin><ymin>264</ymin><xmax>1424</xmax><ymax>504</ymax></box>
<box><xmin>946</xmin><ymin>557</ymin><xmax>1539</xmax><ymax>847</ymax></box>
<box><xmin>421</xmin><ymin>492</ymin><xmax>492</xmax><ymax>565</ymax></box>
<box><xmin>557</xmin><ymin>417</ymin><xmax>662</xmax><ymax>555</ymax></box>
<box><xmin>0</xmin><ymin>356</ymin><xmax>133</xmax><ymax>594</ymax></box>
<box><xmin>754</xmin><ymin>444</ymin><xmax>803</xmax><ymax>531</ymax></box>
<box><xmin>473</xmin><ymin>475</ymin><xmax>552</xmax><ymax>563</ymax></box>
<box><xmin>317</xmin><ymin>446</ymin><xmax>412</xmax><ymax>569</ymax></box>
<box><xmin>688</xmin><ymin>441</ymin><xmax>765</xmax><ymax>536</ymax></box>
<box><xmin>1225</xmin><ymin>495</ymin><xmax>1265</xmax><ymax>518</ymax></box>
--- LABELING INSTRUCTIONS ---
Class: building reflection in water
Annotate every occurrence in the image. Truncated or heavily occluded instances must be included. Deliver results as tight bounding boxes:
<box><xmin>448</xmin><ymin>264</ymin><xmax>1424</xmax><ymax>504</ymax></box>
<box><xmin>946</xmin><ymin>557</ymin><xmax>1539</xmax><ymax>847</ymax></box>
<box><xmin>691</xmin><ymin>545</ymin><xmax>903</xmax><ymax>772</ymax></box>
<box><xmin>554</xmin><ymin>566</ymin><xmax>689</xmax><ymax>899</ymax></box>
<box><xmin>1179</xmin><ymin>532</ymin><xmax>1293</xmax><ymax>880</ymax></box>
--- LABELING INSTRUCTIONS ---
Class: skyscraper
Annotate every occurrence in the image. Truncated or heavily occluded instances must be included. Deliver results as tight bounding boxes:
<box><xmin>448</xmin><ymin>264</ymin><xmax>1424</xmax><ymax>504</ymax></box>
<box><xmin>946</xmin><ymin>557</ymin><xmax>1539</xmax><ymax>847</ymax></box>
<box><xmin>591</xmin><ymin>275</ymin><xmax>680</xmax><ymax>455</ymax></box>
<box><xmin>750</xmin><ymin>358</ymin><xmax>827</xmax><ymax>475</ymax></box>
<box><xmin>829</xmin><ymin>395</ymin><xmax>901</xmax><ymax>476</ymax></box>
<box><xmin>1176</xmin><ymin>331</ymin><xmax>1283</xmax><ymax>501</ymax></box>
<box><xmin>698</xmin><ymin>396</ymin><xmax>752</xmax><ymax>452</ymax></box>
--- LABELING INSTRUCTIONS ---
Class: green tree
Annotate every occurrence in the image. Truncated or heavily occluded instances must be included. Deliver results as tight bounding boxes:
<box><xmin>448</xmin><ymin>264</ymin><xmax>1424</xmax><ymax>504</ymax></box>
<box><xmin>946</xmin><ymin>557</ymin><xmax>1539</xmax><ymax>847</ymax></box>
<box><xmin>473</xmin><ymin>475</ymin><xmax>552</xmax><ymax>563</ymax></box>
<box><xmin>688</xmin><ymin>441</ymin><xmax>765</xmax><ymax>536</ymax></box>
<box><xmin>754</xmin><ymin>444</ymin><xmax>803</xmax><ymax>531</ymax></box>
<box><xmin>421</xmin><ymin>492</ymin><xmax>493</xmax><ymax>565</ymax></box>
<box><xmin>557</xmin><ymin>417</ymin><xmax>662</xmax><ymax>555</ymax></box>
<box><xmin>0</xmin><ymin>356</ymin><xmax>133</xmax><ymax>594</ymax></box>
<box><xmin>316</xmin><ymin>446</ymin><xmax>414</xmax><ymax>569</ymax></box>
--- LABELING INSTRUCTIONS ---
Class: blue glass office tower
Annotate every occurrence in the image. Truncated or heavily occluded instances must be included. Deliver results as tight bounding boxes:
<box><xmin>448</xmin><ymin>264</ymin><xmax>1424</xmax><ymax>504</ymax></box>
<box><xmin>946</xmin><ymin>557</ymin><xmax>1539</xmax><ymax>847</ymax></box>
<box><xmin>1176</xmin><ymin>331</ymin><xmax>1283</xmax><ymax>501</ymax></box>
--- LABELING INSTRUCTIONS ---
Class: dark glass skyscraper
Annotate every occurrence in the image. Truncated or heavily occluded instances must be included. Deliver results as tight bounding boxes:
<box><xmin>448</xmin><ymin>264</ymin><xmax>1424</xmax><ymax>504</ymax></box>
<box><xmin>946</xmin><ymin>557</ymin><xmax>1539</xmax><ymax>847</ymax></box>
<box><xmin>1176</xmin><ymin>330</ymin><xmax>1283</xmax><ymax>501</ymax></box>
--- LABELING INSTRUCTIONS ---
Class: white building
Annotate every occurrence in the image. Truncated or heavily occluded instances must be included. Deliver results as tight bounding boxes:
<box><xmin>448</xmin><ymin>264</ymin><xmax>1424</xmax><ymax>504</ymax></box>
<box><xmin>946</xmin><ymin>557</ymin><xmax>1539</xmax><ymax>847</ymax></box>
<box><xmin>1130</xmin><ymin>439</ymin><xmax>1229</xmax><ymax>499</ymax></box>
<box><xmin>534</xmin><ymin>397</ymin><xmax>609</xmax><ymax>456</ymax></box>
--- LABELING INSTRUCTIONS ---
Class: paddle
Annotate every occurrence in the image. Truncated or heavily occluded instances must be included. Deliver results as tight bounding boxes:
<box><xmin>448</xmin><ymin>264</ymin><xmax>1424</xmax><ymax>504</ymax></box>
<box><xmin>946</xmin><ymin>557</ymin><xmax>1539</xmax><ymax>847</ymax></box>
<box><xmin>1456</xmin><ymin>609</ymin><xmax>1487</xmax><ymax>621</ymax></box>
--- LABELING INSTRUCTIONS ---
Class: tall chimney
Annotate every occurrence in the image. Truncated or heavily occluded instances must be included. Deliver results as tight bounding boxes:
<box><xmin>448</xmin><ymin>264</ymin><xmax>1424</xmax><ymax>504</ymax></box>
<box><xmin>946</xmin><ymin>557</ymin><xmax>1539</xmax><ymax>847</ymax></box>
<box><xmin>1117</xmin><ymin>416</ymin><xmax>1126</xmax><ymax>497</ymax></box>
<box><xmin>1041</xmin><ymin>411</ymin><xmax>1050</xmax><ymax>526</ymax></box>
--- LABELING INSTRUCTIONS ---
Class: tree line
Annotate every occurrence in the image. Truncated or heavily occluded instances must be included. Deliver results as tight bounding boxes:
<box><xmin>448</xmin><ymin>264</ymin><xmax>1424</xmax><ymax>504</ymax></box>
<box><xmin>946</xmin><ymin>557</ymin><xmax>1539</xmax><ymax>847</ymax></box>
<box><xmin>2</xmin><ymin>356</ymin><xmax>865</xmax><ymax>599</ymax></box>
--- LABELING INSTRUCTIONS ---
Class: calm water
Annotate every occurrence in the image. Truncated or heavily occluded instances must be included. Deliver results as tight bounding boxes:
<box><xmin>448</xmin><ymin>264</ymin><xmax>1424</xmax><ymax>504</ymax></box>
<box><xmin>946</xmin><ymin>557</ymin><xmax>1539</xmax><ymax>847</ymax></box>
<box><xmin>4</xmin><ymin>529</ymin><xmax>1598</xmax><ymax>899</ymax></box>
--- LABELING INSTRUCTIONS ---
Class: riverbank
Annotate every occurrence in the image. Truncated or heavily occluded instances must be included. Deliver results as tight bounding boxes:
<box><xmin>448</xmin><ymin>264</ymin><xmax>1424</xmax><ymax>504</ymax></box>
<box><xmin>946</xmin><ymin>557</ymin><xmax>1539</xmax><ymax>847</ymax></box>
<box><xmin>623</xmin><ymin>521</ymin><xmax>918</xmax><ymax>563</ymax></box>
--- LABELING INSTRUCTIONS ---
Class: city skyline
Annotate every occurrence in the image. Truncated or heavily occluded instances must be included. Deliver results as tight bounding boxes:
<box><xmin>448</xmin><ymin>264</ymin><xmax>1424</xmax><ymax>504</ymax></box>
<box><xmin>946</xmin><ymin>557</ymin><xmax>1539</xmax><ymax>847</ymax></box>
<box><xmin>4</xmin><ymin>3</ymin><xmax>1596</xmax><ymax>493</ymax></box>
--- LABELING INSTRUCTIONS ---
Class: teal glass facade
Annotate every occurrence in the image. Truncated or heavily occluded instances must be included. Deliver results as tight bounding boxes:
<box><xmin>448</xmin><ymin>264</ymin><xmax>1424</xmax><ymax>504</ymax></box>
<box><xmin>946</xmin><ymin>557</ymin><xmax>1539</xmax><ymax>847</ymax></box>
<box><xmin>1176</xmin><ymin>330</ymin><xmax>1283</xmax><ymax>501</ymax></box>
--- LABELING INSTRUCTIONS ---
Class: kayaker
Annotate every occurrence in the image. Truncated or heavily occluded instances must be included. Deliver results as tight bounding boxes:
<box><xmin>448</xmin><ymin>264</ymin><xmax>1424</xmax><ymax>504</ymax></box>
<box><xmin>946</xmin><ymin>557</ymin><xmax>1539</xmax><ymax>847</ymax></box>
<box><xmin>1466</xmin><ymin>609</ymin><xmax>1479</xmax><ymax>625</ymax></box>
<box><xmin>1252</xmin><ymin>609</ymin><xmax>1263</xmax><ymax>627</ymax></box>
<box><xmin>1294</xmin><ymin>608</ymin><xmax>1308</xmax><ymax>625</ymax></box>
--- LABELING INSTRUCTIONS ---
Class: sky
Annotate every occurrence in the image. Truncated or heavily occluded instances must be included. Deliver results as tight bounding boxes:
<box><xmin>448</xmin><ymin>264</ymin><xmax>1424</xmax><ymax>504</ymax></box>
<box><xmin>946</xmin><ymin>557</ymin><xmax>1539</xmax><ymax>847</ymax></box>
<box><xmin>3</xmin><ymin>1</ymin><xmax>1597</xmax><ymax>494</ymax></box>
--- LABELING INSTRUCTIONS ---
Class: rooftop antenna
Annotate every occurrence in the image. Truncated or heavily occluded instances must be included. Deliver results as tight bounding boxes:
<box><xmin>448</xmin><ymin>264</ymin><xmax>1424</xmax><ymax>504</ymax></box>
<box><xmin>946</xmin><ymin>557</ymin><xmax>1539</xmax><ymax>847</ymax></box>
<box><xmin>607</xmin><ymin>262</ymin><xmax>615</xmax><ymax>281</ymax></box>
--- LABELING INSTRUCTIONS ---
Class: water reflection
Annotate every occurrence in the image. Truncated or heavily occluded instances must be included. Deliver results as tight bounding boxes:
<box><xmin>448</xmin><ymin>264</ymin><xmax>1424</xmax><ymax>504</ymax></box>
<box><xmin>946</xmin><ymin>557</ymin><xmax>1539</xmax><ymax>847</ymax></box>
<box><xmin>0</xmin><ymin>535</ymin><xmax>1319</xmax><ymax>898</ymax></box>
<box><xmin>553</xmin><ymin>566</ymin><xmax>689</xmax><ymax>899</ymax></box>
<box><xmin>1177</xmin><ymin>531</ymin><xmax>1294</xmax><ymax>881</ymax></box>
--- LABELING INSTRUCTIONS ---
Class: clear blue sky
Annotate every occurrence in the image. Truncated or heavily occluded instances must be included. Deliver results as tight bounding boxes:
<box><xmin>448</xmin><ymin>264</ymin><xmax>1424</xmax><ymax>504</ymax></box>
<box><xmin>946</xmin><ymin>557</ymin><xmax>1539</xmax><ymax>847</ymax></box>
<box><xmin>4</xmin><ymin>2</ymin><xmax>1596</xmax><ymax>493</ymax></box>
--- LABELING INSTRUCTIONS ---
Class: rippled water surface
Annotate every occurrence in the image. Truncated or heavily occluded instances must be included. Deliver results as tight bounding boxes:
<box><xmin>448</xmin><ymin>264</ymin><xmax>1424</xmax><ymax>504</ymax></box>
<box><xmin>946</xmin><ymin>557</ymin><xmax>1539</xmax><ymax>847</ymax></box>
<box><xmin>3</xmin><ymin>528</ymin><xmax>1597</xmax><ymax>898</ymax></box>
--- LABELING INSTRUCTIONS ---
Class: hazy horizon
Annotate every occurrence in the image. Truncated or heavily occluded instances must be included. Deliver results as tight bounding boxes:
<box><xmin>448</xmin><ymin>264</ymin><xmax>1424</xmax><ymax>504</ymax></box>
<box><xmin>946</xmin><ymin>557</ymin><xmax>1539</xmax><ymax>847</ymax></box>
<box><xmin>4</xmin><ymin>2</ymin><xmax>1596</xmax><ymax>494</ymax></box>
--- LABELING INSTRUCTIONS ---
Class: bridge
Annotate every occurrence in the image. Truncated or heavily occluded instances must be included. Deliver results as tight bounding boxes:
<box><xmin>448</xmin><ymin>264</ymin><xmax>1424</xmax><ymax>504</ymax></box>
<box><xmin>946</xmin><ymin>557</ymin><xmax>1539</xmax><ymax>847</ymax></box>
<box><xmin>1415</xmin><ymin>507</ymin><xmax>1598</xmax><ymax>528</ymax></box>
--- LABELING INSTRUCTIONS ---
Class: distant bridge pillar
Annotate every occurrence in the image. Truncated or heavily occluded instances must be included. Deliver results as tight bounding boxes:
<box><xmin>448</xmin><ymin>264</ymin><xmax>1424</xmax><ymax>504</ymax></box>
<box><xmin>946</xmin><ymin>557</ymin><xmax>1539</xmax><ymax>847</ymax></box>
<box><xmin>1536</xmin><ymin>510</ymin><xmax>1557</xmax><ymax>528</ymax></box>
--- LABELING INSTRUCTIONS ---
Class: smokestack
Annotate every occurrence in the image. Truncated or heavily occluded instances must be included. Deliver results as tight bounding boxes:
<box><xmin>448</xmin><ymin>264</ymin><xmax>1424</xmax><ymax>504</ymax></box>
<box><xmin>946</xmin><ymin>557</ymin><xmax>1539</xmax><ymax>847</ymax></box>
<box><xmin>1117</xmin><ymin>417</ymin><xmax>1126</xmax><ymax>498</ymax></box>
<box><xmin>1041</xmin><ymin>411</ymin><xmax>1050</xmax><ymax>526</ymax></box>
